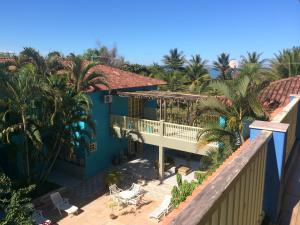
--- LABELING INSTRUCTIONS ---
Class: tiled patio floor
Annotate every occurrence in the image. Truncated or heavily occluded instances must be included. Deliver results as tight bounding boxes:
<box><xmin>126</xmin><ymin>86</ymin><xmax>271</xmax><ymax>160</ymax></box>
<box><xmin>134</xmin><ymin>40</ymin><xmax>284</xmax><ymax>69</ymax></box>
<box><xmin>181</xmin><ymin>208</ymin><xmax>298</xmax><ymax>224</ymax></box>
<box><xmin>46</xmin><ymin>149</ymin><xmax>199</xmax><ymax>225</ymax></box>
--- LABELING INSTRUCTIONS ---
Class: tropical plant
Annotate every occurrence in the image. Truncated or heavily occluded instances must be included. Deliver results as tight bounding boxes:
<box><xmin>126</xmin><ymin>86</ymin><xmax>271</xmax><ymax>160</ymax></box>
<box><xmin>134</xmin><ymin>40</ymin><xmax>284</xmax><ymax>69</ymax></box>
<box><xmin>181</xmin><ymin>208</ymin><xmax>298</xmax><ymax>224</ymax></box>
<box><xmin>186</xmin><ymin>54</ymin><xmax>210</xmax><ymax>92</ymax></box>
<box><xmin>0</xmin><ymin>65</ymin><xmax>46</xmax><ymax>183</ymax></box>
<box><xmin>121</xmin><ymin>63</ymin><xmax>150</xmax><ymax>75</ymax></box>
<box><xmin>163</xmin><ymin>48</ymin><xmax>186</xmax><ymax>71</ymax></box>
<box><xmin>104</xmin><ymin>170</ymin><xmax>122</xmax><ymax>187</ymax></box>
<box><xmin>82</xmin><ymin>44</ymin><xmax>125</xmax><ymax>67</ymax></box>
<box><xmin>0</xmin><ymin>172</ymin><xmax>34</xmax><ymax>225</ymax></box>
<box><xmin>241</xmin><ymin>51</ymin><xmax>266</xmax><ymax>66</ymax></box>
<box><xmin>197</xmin><ymin>75</ymin><xmax>266</xmax><ymax>151</ymax></box>
<box><xmin>213</xmin><ymin>53</ymin><xmax>231</xmax><ymax>80</ymax></box>
<box><xmin>0</xmin><ymin>66</ymin><xmax>96</xmax><ymax>184</ymax></box>
<box><xmin>270</xmin><ymin>47</ymin><xmax>300</xmax><ymax>78</ymax></box>
<box><xmin>18</xmin><ymin>47</ymin><xmax>47</xmax><ymax>75</ymax></box>
<box><xmin>171</xmin><ymin>174</ymin><xmax>197</xmax><ymax>208</ymax></box>
<box><xmin>63</xmin><ymin>55</ymin><xmax>108</xmax><ymax>93</ymax></box>
<box><xmin>45</xmin><ymin>51</ymin><xmax>64</xmax><ymax>75</ymax></box>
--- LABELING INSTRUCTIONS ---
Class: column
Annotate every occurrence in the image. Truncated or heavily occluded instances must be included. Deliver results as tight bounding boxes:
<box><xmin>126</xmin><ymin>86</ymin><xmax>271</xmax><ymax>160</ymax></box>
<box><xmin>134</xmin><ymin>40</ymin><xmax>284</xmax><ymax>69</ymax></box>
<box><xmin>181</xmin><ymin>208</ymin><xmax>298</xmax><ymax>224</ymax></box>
<box><xmin>249</xmin><ymin>120</ymin><xmax>289</xmax><ymax>223</ymax></box>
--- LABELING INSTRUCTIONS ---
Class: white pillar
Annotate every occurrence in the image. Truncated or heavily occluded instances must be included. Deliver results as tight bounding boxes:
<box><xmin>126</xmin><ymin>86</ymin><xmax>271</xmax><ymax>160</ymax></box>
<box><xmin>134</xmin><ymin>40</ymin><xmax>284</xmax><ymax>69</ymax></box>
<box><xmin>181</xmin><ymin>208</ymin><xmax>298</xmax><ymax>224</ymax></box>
<box><xmin>159</xmin><ymin>145</ymin><xmax>164</xmax><ymax>182</ymax></box>
<box><xmin>158</xmin><ymin>120</ymin><xmax>165</xmax><ymax>182</ymax></box>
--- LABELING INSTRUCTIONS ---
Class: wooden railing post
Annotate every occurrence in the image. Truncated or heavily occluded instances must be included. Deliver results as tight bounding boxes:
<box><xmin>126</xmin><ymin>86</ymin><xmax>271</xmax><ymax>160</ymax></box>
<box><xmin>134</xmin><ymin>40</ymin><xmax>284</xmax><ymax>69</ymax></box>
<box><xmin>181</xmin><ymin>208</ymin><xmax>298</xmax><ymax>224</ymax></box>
<box><xmin>290</xmin><ymin>94</ymin><xmax>300</xmax><ymax>140</ymax></box>
<box><xmin>250</xmin><ymin>121</ymin><xmax>289</xmax><ymax>223</ymax></box>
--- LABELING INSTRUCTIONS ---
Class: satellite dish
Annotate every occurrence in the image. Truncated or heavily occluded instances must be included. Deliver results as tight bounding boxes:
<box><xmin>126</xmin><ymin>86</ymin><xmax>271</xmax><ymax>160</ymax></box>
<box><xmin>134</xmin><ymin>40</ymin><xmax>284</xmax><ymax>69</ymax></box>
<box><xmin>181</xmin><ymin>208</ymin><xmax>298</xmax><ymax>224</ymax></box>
<box><xmin>229</xmin><ymin>60</ymin><xmax>239</xmax><ymax>69</ymax></box>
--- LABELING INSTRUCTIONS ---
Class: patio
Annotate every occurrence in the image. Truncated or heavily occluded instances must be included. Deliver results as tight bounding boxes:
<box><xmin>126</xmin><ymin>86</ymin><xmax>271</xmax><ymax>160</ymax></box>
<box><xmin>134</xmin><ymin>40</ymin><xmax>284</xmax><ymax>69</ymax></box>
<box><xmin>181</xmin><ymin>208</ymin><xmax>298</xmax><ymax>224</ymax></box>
<box><xmin>45</xmin><ymin>148</ymin><xmax>200</xmax><ymax>225</ymax></box>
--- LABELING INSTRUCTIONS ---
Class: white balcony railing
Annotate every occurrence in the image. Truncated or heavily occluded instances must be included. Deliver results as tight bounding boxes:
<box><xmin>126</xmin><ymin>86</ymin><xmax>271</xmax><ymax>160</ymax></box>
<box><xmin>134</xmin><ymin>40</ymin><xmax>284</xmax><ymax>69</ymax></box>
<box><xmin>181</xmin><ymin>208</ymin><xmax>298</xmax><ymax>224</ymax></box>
<box><xmin>111</xmin><ymin>115</ymin><xmax>202</xmax><ymax>143</ymax></box>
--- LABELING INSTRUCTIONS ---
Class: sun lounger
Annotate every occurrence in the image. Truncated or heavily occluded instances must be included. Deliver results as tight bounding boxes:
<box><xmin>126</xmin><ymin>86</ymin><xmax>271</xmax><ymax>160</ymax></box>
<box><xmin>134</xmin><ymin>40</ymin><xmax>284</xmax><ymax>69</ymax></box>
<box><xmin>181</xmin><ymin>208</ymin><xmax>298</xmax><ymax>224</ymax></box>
<box><xmin>50</xmin><ymin>192</ymin><xmax>78</xmax><ymax>216</ymax></box>
<box><xmin>149</xmin><ymin>195</ymin><xmax>172</xmax><ymax>222</ymax></box>
<box><xmin>32</xmin><ymin>210</ymin><xmax>52</xmax><ymax>225</ymax></box>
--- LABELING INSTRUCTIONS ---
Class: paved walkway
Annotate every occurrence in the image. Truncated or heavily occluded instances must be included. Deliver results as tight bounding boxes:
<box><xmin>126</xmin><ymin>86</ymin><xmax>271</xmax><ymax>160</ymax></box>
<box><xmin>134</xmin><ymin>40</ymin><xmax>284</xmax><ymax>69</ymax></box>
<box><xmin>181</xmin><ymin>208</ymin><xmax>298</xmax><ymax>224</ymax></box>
<box><xmin>279</xmin><ymin>147</ymin><xmax>300</xmax><ymax>225</ymax></box>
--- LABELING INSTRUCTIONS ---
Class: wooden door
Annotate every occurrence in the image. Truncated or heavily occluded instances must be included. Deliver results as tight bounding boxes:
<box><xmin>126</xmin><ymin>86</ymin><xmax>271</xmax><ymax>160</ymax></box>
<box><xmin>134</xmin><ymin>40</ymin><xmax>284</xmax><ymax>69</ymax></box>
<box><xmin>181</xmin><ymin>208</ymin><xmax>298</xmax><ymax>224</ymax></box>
<box><xmin>128</xmin><ymin>98</ymin><xmax>144</xmax><ymax>154</ymax></box>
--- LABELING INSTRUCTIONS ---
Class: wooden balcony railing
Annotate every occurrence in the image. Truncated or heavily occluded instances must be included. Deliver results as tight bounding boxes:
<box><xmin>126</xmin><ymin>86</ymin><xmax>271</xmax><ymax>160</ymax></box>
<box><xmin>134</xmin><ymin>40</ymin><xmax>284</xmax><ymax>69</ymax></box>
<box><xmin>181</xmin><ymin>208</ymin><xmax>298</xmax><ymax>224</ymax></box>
<box><xmin>272</xmin><ymin>97</ymin><xmax>299</xmax><ymax>163</ymax></box>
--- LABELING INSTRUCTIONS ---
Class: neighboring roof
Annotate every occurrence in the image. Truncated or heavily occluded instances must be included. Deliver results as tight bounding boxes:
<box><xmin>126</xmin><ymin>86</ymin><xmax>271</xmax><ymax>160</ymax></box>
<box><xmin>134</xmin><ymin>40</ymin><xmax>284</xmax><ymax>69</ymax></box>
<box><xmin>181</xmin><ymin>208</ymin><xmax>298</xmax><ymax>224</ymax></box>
<box><xmin>0</xmin><ymin>57</ymin><xmax>166</xmax><ymax>91</ymax></box>
<box><xmin>86</xmin><ymin>64</ymin><xmax>166</xmax><ymax>92</ymax></box>
<box><xmin>259</xmin><ymin>75</ymin><xmax>300</xmax><ymax>112</ymax></box>
<box><xmin>0</xmin><ymin>57</ymin><xmax>15</xmax><ymax>63</ymax></box>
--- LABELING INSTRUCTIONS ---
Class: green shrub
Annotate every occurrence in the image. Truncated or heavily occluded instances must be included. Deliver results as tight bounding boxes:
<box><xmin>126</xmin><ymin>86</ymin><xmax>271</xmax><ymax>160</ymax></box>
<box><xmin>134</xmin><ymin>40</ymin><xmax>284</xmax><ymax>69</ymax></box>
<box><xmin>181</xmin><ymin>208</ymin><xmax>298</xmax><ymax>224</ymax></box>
<box><xmin>171</xmin><ymin>174</ymin><xmax>197</xmax><ymax>208</ymax></box>
<box><xmin>104</xmin><ymin>170</ymin><xmax>122</xmax><ymax>187</ymax></box>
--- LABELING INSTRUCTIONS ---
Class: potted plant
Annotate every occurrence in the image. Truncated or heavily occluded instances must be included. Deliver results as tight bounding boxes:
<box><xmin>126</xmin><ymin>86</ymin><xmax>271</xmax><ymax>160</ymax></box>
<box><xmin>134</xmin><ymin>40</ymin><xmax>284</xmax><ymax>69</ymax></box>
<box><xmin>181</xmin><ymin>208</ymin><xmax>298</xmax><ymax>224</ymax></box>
<box><xmin>104</xmin><ymin>170</ymin><xmax>122</xmax><ymax>187</ymax></box>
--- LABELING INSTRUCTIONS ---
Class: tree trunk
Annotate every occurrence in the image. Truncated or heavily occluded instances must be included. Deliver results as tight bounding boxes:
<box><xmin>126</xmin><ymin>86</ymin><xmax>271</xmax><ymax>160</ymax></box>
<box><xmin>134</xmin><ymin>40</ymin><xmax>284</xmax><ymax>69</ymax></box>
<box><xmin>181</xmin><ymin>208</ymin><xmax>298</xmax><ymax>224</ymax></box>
<box><xmin>21</xmin><ymin>111</ymin><xmax>30</xmax><ymax>184</ymax></box>
<box><xmin>40</xmin><ymin>133</ymin><xmax>62</xmax><ymax>184</ymax></box>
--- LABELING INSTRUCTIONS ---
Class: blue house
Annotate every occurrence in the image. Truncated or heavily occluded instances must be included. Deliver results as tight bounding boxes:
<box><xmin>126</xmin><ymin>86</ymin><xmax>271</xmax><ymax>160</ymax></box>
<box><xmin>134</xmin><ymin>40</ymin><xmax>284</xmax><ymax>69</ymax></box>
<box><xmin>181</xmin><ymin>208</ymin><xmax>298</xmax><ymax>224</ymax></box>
<box><xmin>55</xmin><ymin>65</ymin><xmax>166</xmax><ymax>179</ymax></box>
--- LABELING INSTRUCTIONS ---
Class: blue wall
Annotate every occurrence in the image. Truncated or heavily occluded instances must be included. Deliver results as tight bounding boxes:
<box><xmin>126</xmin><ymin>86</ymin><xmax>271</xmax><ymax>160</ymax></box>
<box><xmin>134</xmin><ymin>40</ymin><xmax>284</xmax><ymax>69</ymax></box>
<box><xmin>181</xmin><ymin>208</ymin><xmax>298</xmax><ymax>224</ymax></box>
<box><xmin>84</xmin><ymin>92</ymin><xmax>128</xmax><ymax>177</ymax></box>
<box><xmin>84</xmin><ymin>85</ymin><xmax>158</xmax><ymax>178</ymax></box>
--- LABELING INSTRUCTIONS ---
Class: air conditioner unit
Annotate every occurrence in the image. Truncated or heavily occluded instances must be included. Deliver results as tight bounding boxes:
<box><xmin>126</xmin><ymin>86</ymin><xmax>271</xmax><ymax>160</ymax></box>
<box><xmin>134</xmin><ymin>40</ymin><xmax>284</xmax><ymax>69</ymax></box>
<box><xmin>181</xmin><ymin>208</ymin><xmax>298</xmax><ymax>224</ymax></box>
<box><xmin>104</xmin><ymin>95</ymin><xmax>112</xmax><ymax>104</ymax></box>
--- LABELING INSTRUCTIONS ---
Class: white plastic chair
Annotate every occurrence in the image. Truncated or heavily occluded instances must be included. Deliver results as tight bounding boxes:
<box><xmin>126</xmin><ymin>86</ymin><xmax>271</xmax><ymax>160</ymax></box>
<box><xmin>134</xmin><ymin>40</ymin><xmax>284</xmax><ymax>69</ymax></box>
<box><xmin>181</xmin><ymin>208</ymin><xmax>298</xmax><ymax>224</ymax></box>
<box><xmin>149</xmin><ymin>195</ymin><xmax>172</xmax><ymax>221</ymax></box>
<box><xmin>109</xmin><ymin>184</ymin><xmax>123</xmax><ymax>195</ymax></box>
<box><xmin>128</xmin><ymin>183</ymin><xmax>142</xmax><ymax>196</ymax></box>
<box><xmin>50</xmin><ymin>192</ymin><xmax>78</xmax><ymax>216</ymax></box>
<box><xmin>32</xmin><ymin>210</ymin><xmax>52</xmax><ymax>225</ymax></box>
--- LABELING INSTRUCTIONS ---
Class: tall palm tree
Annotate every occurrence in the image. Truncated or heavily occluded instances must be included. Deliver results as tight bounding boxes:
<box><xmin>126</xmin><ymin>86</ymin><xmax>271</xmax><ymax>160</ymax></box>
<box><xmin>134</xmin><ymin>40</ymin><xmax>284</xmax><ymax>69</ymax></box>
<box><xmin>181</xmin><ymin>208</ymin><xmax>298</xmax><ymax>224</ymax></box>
<box><xmin>186</xmin><ymin>55</ymin><xmax>210</xmax><ymax>91</ymax></box>
<box><xmin>64</xmin><ymin>55</ymin><xmax>108</xmax><ymax>93</ymax></box>
<box><xmin>163</xmin><ymin>48</ymin><xmax>186</xmax><ymax>71</ymax></box>
<box><xmin>196</xmin><ymin>76</ymin><xmax>266</xmax><ymax>152</ymax></box>
<box><xmin>241</xmin><ymin>52</ymin><xmax>266</xmax><ymax>66</ymax></box>
<box><xmin>270</xmin><ymin>47</ymin><xmax>300</xmax><ymax>78</ymax></box>
<box><xmin>213</xmin><ymin>53</ymin><xmax>231</xmax><ymax>80</ymax></box>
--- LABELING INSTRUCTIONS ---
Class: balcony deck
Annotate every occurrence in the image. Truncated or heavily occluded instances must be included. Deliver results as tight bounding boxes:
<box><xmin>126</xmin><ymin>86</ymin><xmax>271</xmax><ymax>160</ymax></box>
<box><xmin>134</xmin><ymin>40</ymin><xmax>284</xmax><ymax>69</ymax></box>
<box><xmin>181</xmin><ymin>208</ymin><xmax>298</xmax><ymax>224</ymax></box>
<box><xmin>110</xmin><ymin>115</ymin><xmax>217</xmax><ymax>155</ymax></box>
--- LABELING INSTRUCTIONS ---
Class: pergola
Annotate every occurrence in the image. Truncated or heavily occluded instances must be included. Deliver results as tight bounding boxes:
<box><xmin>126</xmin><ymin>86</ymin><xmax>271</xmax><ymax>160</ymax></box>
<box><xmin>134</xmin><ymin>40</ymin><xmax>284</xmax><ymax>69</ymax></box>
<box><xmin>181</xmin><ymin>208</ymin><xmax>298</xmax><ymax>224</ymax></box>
<box><xmin>117</xmin><ymin>90</ymin><xmax>226</xmax><ymax>123</ymax></box>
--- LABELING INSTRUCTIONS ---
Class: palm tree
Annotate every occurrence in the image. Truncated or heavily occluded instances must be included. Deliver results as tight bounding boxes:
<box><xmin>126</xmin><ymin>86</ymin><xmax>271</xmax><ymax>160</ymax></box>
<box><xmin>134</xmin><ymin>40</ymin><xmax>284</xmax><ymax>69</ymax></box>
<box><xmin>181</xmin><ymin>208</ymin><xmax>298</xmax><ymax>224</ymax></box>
<box><xmin>0</xmin><ymin>65</ymin><xmax>97</xmax><ymax>184</ymax></box>
<box><xmin>186</xmin><ymin>55</ymin><xmax>210</xmax><ymax>92</ymax></box>
<box><xmin>38</xmin><ymin>75</ymin><xmax>96</xmax><ymax>183</ymax></box>
<box><xmin>196</xmin><ymin>76</ymin><xmax>266</xmax><ymax>152</ymax></box>
<box><xmin>45</xmin><ymin>51</ymin><xmax>64</xmax><ymax>75</ymax></box>
<box><xmin>241</xmin><ymin>52</ymin><xmax>266</xmax><ymax>67</ymax></box>
<box><xmin>0</xmin><ymin>64</ymin><xmax>45</xmax><ymax>183</ymax></box>
<box><xmin>213</xmin><ymin>53</ymin><xmax>231</xmax><ymax>80</ymax></box>
<box><xmin>18</xmin><ymin>47</ymin><xmax>47</xmax><ymax>75</ymax></box>
<box><xmin>270</xmin><ymin>47</ymin><xmax>300</xmax><ymax>78</ymax></box>
<box><xmin>163</xmin><ymin>48</ymin><xmax>186</xmax><ymax>71</ymax></box>
<box><xmin>63</xmin><ymin>55</ymin><xmax>108</xmax><ymax>93</ymax></box>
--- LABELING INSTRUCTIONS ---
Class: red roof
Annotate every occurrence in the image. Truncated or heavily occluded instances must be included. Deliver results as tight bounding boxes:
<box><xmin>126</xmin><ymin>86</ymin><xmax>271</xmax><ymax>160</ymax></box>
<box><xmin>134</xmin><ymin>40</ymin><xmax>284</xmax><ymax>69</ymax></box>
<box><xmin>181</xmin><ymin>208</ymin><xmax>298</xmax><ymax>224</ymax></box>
<box><xmin>259</xmin><ymin>75</ymin><xmax>300</xmax><ymax>112</ymax></box>
<box><xmin>0</xmin><ymin>57</ymin><xmax>15</xmax><ymax>63</ymax></box>
<box><xmin>85</xmin><ymin>64</ymin><xmax>166</xmax><ymax>92</ymax></box>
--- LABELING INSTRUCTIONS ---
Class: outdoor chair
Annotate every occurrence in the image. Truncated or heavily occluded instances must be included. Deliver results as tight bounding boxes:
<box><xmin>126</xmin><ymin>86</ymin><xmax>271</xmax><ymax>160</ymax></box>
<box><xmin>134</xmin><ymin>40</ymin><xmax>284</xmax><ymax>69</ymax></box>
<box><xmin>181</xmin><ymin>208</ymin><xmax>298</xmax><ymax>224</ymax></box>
<box><xmin>109</xmin><ymin>184</ymin><xmax>123</xmax><ymax>195</ymax></box>
<box><xmin>128</xmin><ymin>183</ymin><xmax>142</xmax><ymax>196</ymax></box>
<box><xmin>149</xmin><ymin>195</ymin><xmax>172</xmax><ymax>222</ymax></box>
<box><xmin>50</xmin><ymin>192</ymin><xmax>79</xmax><ymax>216</ymax></box>
<box><xmin>32</xmin><ymin>210</ymin><xmax>52</xmax><ymax>225</ymax></box>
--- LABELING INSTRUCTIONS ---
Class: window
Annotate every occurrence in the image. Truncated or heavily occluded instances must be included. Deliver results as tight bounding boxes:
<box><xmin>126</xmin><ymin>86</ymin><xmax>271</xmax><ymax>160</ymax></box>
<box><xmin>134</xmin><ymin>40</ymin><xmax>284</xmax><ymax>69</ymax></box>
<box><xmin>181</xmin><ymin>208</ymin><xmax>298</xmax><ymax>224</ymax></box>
<box><xmin>88</xmin><ymin>142</ymin><xmax>97</xmax><ymax>152</ymax></box>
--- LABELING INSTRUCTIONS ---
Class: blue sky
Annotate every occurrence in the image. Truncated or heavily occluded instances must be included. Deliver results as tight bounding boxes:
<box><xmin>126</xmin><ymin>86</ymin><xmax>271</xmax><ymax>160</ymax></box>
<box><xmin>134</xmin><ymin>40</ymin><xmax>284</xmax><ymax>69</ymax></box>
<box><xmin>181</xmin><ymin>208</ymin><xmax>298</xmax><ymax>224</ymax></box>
<box><xmin>0</xmin><ymin>0</ymin><xmax>299</xmax><ymax>65</ymax></box>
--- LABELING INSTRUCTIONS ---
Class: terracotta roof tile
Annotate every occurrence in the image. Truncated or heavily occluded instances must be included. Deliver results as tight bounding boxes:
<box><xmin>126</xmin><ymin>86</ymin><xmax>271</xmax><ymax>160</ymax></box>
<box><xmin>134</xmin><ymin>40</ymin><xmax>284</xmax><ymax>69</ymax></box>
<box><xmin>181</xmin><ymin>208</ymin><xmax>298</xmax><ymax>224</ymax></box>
<box><xmin>85</xmin><ymin>64</ymin><xmax>166</xmax><ymax>92</ymax></box>
<box><xmin>259</xmin><ymin>75</ymin><xmax>300</xmax><ymax>112</ymax></box>
<box><xmin>0</xmin><ymin>57</ymin><xmax>15</xmax><ymax>63</ymax></box>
